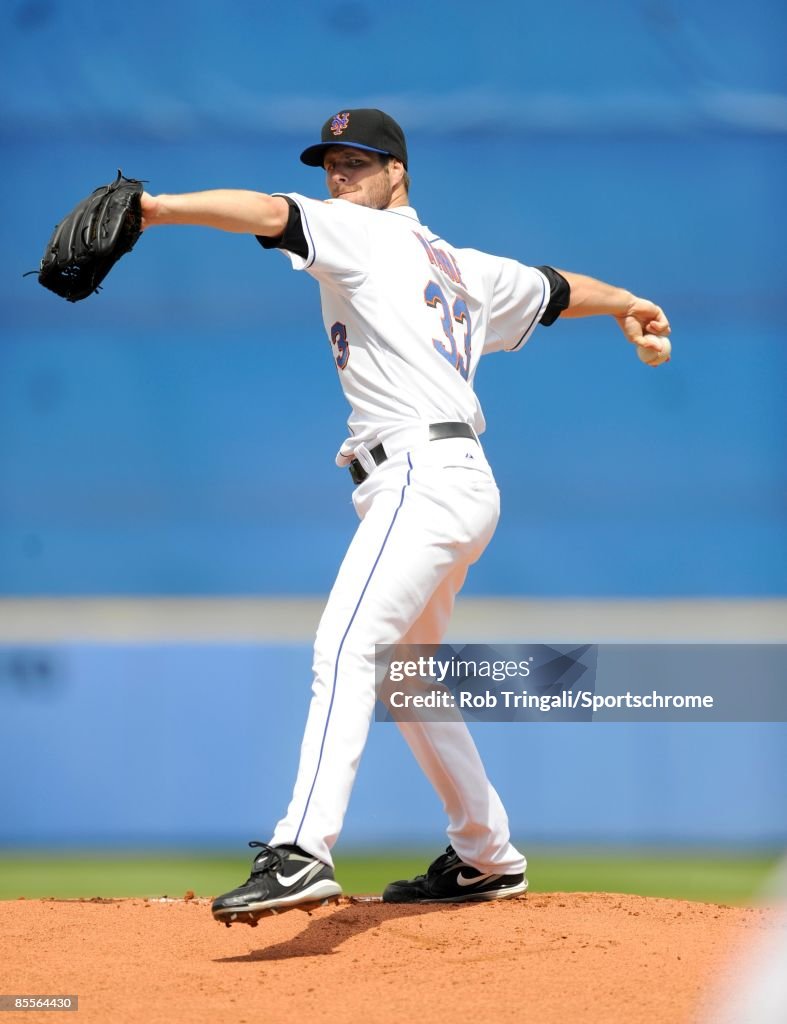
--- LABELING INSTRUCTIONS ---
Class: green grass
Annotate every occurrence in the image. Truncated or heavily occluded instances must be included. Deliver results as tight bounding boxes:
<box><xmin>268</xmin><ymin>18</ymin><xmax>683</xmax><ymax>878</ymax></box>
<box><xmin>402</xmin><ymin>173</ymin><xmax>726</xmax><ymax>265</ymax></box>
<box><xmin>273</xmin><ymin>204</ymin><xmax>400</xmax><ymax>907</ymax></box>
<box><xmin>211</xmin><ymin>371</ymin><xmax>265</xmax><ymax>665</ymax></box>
<box><xmin>0</xmin><ymin>850</ymin><xmax>779</xmax><ymax>905</ymax></box>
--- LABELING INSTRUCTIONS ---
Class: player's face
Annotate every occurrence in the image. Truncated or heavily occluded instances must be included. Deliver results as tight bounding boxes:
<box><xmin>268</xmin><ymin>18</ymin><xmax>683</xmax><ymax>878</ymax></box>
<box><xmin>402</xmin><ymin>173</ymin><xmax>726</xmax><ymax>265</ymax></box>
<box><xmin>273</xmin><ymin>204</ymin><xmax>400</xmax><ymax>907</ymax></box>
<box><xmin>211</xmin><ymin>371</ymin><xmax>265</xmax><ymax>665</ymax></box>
<box><xmin>323</xmin><ymin>146</ymin><xmax>395</xmax><ymax>210</ymax></box>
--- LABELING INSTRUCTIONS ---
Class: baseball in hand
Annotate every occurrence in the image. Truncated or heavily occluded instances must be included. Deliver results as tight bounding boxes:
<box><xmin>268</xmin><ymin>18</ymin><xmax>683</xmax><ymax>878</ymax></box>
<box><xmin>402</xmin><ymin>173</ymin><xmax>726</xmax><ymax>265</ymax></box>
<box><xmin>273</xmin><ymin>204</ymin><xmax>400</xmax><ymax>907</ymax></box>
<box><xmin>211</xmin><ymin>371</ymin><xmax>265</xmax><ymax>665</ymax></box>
<box><xmin>636</xmin><ymin>335</ymin><xmax>672</xmax><ymax>367</ymax></box>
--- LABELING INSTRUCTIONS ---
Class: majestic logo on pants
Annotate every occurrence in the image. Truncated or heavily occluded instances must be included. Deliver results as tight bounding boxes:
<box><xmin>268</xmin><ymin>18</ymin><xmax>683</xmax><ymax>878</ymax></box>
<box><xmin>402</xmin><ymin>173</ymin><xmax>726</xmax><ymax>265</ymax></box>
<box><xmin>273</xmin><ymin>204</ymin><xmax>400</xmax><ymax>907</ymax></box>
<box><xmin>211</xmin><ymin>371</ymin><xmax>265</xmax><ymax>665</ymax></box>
<box><xmin>330</xmin><ymin>112</ymin><xmax>350</xmax><ymax>135</ymax></box>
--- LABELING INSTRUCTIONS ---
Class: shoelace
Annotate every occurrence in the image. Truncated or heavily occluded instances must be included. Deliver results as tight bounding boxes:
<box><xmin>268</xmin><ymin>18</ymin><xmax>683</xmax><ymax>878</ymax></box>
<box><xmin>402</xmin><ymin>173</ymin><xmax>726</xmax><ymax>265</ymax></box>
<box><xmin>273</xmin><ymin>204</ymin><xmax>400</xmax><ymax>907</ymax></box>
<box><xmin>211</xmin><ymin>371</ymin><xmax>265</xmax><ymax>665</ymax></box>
<box><xmin>244</xmin><ymin>840</ymin><xmax>287</xmax><ymax>881</ymax></box>
<box><xmin>423</xmin><ymin>845</ymin><xmax>461</xmax><ymax>879</ymax></box>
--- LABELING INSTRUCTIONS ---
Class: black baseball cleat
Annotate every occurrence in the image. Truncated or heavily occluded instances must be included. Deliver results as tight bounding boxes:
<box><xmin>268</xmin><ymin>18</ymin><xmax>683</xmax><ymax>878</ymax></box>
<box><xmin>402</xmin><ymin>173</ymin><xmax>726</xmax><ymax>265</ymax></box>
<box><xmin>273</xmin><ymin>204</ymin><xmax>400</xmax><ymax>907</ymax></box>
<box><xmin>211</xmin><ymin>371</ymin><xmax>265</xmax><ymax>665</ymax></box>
<box><xmin>382</xmin><ymin>845</ymin><xmax>528</xmax><ymax>904</ymax></box>
<box><xmin>211</xmin><ymin>841</ymin><xmax>342</xmax><ymax>927</ymax></box>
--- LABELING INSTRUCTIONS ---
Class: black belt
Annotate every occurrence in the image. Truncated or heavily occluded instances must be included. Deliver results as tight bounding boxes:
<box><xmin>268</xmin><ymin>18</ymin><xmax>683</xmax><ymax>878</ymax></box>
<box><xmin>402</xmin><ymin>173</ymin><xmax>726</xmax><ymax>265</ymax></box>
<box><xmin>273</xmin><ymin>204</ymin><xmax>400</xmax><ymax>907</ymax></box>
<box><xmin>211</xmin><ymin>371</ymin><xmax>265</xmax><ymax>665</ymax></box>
<box><xmin>348</xmin><ymin>421</ymin><xmax>477</xmax><ymax>485</ymax></box>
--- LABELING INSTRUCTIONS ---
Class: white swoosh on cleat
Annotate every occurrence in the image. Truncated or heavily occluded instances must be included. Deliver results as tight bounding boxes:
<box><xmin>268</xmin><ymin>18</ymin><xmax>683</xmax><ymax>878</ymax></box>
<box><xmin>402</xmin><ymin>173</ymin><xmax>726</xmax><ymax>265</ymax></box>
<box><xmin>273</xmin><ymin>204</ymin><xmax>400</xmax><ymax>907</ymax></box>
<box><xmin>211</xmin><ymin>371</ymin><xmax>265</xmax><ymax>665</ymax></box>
<box><xmin>275</xmin><ymin>863</ymin><xmax>320</xmax><ymax>888</ymax></box>
<box><xmin>456</xmin><ymin>872</ymin><xmax>500</xmax><ymax>887</ymax></box>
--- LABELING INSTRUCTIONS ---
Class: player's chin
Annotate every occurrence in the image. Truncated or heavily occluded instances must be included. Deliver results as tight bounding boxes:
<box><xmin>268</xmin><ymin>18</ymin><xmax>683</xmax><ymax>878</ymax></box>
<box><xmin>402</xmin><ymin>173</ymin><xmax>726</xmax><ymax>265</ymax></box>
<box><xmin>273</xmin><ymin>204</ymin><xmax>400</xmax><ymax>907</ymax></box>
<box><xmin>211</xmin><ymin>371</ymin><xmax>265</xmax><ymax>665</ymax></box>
<box><xmin>337</xmin><ymin>191</ymin><xmax>388</xmax><ymax>211</ymax></box>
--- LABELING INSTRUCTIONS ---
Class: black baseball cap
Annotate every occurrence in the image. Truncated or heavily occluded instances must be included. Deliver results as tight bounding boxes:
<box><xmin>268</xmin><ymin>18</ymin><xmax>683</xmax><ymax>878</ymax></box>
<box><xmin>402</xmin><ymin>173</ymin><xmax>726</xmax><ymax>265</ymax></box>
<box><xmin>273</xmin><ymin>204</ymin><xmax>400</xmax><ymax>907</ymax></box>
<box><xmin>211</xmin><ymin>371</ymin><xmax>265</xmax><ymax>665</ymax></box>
<box><xmin>300</xmin><ymin>108</ymin><xmax>408</xmax><ymax>169</ymax></box>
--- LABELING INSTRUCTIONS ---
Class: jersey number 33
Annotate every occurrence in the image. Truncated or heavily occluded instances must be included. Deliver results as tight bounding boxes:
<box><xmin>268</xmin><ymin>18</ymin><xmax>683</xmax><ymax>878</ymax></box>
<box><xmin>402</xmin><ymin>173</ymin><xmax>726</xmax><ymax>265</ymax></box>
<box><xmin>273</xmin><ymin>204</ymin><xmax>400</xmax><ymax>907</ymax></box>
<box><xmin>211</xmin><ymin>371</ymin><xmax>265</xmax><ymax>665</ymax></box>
<box><xmin>329</xmin><ymin>279</ymin><xmax>472</xmax><ymax>380</ymax></box>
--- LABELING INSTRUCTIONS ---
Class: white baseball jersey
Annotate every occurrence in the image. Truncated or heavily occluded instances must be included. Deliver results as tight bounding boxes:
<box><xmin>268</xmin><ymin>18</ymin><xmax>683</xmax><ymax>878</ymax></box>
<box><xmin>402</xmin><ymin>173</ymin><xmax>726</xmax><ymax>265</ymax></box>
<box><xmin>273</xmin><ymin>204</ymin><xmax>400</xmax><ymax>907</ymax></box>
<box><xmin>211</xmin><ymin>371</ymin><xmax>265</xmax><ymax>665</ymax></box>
<box><xmin>273</xmin><ymin>194</ymin><xmax>551</xmax><ymax>464</ymax></box>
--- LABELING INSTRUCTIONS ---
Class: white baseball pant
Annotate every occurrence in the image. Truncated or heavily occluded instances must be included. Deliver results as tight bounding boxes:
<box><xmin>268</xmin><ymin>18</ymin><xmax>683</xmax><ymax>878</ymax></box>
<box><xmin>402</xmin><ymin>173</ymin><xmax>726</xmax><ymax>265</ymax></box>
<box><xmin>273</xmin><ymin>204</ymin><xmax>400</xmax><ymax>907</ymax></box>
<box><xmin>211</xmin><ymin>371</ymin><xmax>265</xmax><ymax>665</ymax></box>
<box><xmin>270</xmin><ymin>434</ymin><xmax>526</xmax><ymax>877</ymax></box>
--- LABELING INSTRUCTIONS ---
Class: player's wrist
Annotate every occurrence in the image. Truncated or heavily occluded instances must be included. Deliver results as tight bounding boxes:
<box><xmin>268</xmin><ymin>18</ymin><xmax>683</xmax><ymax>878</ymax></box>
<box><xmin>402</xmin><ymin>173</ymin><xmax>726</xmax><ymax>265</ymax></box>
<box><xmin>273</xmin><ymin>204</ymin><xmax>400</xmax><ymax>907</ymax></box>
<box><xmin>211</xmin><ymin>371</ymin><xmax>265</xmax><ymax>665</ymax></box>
<box><xmin>147</xmin><ymin>194</ymin><xmax>181</xmax><ymax>225</ymax></box>
<box><xmin>614</xmin><ymin>290</ymin><xmax>637</xmax><ymax>318</ymax></box>
<box><xmin>140</xmin><ymin>192</ymin><xmax>165</xmax><ymax>227</ymax></box>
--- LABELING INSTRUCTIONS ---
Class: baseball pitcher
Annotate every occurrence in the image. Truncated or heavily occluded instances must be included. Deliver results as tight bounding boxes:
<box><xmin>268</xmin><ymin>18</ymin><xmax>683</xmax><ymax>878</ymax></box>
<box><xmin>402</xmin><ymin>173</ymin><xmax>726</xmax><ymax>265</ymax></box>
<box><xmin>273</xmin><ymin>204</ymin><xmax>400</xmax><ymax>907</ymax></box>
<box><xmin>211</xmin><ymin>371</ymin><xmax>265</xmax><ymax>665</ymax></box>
<box><xmin>137</xmin><ymin>109</ymin><xmax>671</xmax><ymax>925</ymax></box>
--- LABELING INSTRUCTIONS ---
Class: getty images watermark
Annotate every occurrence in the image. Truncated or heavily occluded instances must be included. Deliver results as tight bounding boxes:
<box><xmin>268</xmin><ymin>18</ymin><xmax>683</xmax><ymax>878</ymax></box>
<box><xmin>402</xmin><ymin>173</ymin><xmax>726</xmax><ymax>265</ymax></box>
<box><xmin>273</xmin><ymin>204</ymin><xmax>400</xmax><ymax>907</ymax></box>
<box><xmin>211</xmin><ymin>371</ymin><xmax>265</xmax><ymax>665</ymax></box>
<box><xmin>374</xmin><ymin>644</ymin><xmax>787</xmax><ymax>722</ymax></box>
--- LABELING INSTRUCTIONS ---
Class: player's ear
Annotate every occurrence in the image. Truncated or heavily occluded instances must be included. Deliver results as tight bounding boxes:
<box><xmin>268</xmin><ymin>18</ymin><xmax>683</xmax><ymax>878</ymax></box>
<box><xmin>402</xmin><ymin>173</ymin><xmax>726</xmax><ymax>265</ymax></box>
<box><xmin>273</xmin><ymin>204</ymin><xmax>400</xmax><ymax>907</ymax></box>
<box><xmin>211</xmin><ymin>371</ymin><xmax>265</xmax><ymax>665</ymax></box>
<box><xmin>387</xmin><ymin>158</ymin><xmax>406</xmax><ymax>189</ymax></box>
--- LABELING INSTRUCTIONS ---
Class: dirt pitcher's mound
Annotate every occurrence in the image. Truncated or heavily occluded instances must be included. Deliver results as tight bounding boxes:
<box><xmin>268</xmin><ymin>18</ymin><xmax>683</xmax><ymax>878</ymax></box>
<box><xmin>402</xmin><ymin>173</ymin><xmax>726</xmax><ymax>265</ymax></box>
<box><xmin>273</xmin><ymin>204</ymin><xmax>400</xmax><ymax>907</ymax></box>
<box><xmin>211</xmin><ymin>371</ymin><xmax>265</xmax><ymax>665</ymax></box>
<box><xmin>0</xmin><ymin>893</ymin><xmax>775</xmax><ymax>1023</ymax></box>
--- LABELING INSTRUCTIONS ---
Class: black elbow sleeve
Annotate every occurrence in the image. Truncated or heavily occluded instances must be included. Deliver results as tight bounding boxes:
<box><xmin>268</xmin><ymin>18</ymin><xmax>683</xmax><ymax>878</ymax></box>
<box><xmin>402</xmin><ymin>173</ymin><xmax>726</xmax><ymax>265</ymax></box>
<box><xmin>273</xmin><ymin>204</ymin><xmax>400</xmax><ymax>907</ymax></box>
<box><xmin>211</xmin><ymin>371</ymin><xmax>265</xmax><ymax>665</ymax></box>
<box><xmin>536</xmin><ymin>266</ymin><xmax>570</xmax><ymax>326</ymax></box>
<box><xmin>256</xmin><ymin>198</ymin><xmax>309</xmax><ymax>259</ymax></box>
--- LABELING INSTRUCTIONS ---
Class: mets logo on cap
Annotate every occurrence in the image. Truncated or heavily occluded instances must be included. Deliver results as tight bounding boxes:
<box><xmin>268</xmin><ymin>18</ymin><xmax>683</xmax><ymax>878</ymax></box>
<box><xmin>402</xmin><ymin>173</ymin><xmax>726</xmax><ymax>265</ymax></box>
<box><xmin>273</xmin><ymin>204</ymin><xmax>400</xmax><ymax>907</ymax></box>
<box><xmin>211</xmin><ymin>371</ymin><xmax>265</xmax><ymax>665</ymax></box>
<box><xmin>330</xmin><ymin>112</ymin><xmax>350</xmax><ymax>136</ymax></box>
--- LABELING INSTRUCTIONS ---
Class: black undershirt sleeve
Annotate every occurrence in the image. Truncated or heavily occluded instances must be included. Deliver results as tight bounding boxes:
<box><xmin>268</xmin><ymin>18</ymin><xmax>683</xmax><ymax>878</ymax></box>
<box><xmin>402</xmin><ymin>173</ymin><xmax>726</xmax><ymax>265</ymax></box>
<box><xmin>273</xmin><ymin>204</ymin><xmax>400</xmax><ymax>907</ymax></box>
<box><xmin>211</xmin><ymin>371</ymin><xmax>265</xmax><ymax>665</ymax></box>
<box><xmin>536</xmin><ymin>265</ymin><xmax>571</xmax><ymax>326</ymax></box>
<box><xmin>256</xmin><ymin>197</ymin><xmax>308</xmax><ymax>260</ymax></box>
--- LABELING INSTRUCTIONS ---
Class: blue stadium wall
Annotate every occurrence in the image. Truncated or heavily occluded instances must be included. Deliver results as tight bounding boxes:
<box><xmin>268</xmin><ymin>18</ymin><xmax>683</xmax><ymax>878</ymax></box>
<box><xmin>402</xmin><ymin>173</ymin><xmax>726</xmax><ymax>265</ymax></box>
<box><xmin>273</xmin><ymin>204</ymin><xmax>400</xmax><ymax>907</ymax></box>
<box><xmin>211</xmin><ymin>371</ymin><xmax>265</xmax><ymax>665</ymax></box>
<box><xmin>1</xmin><ymin>0</ymin><xmax>784</xmax><ymax>597</ymax></box>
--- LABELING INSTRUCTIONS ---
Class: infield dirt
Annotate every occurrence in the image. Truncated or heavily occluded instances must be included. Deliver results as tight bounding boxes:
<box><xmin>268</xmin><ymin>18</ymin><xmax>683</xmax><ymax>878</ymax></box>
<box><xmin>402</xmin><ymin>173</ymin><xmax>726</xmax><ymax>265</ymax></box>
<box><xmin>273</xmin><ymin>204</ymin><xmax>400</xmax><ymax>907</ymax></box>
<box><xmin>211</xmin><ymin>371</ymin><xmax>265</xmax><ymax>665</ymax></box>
<box><xmin>0</xmin><ymin>893</ymin><xmax>775</xmax><ymax>1023</ymax></box>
